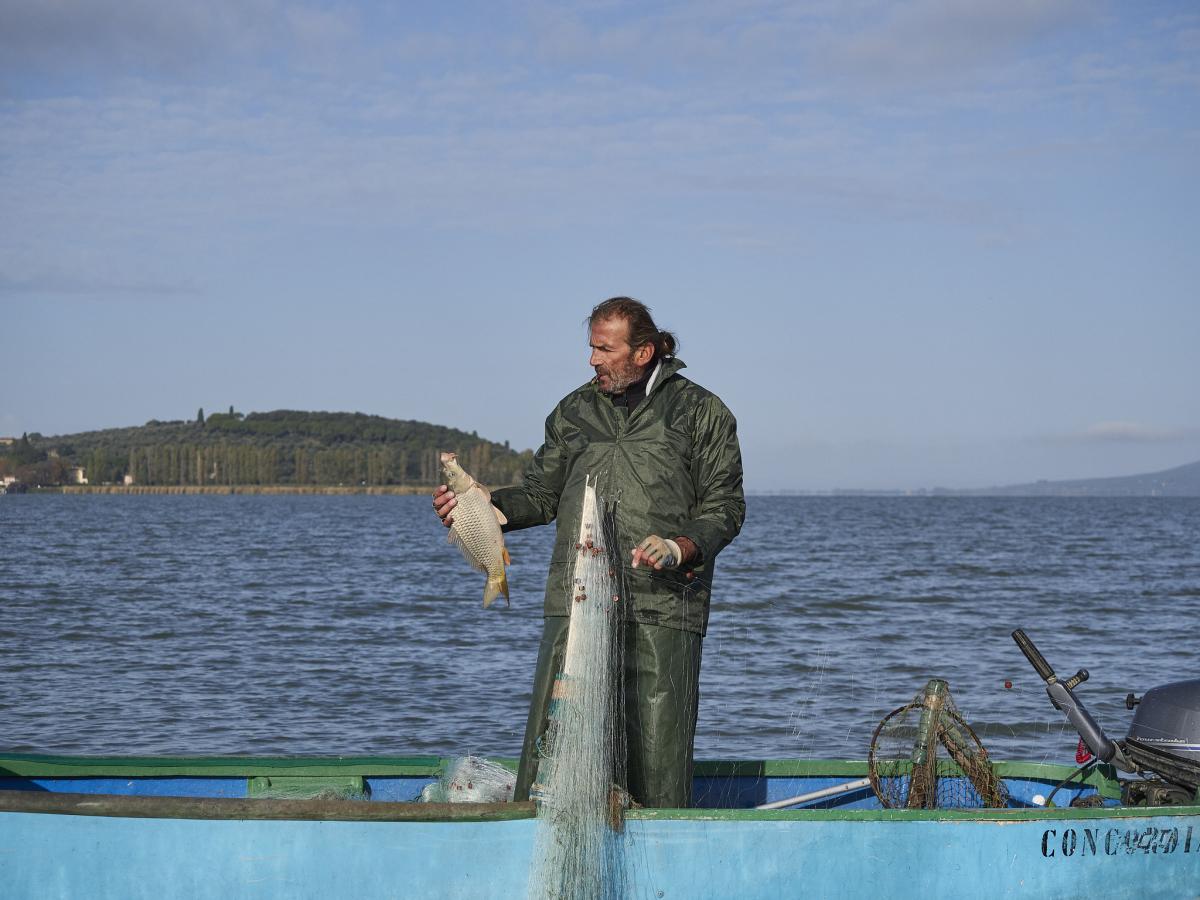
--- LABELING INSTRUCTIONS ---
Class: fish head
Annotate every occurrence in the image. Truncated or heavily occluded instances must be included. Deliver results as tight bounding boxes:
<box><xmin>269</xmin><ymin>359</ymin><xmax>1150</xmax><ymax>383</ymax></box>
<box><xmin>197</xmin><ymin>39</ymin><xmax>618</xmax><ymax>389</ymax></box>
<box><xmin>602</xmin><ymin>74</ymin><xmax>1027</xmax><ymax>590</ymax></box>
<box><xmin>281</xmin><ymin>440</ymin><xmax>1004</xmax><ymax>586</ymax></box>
<box><xmin>440</xmin><ymin>451</ymin><xmax>473</xmax><ymax>493</ymax></box>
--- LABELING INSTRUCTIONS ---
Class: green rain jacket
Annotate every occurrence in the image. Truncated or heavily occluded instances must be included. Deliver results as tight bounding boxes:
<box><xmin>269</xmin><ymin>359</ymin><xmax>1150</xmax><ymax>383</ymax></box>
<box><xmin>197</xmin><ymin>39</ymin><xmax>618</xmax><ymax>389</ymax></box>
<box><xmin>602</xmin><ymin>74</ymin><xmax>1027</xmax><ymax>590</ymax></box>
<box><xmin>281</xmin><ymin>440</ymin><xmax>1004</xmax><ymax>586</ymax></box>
<box><xmin>491</xmin><ymin>356</ymin><xmax>745</xmax><ymax>635</ymax></box>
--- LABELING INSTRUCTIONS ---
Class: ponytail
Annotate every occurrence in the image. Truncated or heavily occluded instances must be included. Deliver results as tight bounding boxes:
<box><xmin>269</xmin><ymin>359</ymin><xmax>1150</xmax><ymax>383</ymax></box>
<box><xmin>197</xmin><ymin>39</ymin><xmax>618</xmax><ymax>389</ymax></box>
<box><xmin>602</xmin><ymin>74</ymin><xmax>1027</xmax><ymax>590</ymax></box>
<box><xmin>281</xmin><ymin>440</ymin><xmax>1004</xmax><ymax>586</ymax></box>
<box><xmin>587</xmin><ymin>297</ymin><xmax>678</xmax><ymax>360</ymax></box>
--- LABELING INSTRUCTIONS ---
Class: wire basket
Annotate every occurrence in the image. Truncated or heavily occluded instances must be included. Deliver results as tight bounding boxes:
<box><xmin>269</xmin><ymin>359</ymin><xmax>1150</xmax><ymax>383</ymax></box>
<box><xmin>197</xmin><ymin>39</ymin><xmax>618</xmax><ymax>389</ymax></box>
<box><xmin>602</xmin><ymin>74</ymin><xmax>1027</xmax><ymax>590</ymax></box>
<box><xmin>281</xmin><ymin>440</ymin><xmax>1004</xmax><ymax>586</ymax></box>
<box><xmin>868</xmin><ymin>679</ymin><xmax>1008</xmax><ymax>810</ymax></box>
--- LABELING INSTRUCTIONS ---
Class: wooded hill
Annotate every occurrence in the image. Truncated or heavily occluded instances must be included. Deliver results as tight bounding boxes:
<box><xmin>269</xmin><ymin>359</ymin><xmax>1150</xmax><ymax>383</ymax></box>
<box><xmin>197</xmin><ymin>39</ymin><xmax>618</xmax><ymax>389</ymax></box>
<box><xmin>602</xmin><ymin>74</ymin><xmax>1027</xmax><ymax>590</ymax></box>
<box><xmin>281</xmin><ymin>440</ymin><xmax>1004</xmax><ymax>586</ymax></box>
<box><xmin>972</xmin><ymin>458</ymin><xmax>1200</xmax><ymax>497</ymax></box>
<box><xmin>3</xmin><ymin>410</ymin><xmax>533</xmax><ymax>488</ymax></box>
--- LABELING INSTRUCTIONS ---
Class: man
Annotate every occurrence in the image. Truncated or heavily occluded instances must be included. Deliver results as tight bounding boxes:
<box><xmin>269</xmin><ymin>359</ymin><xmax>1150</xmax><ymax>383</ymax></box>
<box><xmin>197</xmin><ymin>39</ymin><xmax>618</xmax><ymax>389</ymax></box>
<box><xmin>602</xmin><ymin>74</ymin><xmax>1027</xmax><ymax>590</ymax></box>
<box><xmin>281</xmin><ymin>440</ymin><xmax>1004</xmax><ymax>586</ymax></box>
<box><xmin>433</xmin><ymin>297</ymin><xmax>744</xmax><ymax>808</ymax></box>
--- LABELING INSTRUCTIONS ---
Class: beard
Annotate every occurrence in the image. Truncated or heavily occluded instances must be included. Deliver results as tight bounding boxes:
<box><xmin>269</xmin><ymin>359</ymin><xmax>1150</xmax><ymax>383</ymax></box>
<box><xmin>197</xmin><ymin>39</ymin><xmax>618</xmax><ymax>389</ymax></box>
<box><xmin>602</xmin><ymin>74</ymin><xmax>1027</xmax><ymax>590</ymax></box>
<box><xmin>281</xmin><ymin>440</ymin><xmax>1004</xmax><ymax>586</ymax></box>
<box><xmin>595</xmin><ymin>353</ymin><xmax>646</xmax><ymax>394</ymax></box>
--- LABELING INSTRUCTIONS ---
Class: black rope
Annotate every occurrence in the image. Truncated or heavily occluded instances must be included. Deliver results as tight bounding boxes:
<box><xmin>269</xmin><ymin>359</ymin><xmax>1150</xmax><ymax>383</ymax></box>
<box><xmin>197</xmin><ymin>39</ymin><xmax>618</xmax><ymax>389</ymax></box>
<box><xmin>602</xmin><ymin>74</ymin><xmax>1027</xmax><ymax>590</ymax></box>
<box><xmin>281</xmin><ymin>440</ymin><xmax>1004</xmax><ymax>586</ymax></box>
<box><xmin>1044</xmin><ymin>759</ymin><xmax>1096</xmax><ymax>807</ymax></box>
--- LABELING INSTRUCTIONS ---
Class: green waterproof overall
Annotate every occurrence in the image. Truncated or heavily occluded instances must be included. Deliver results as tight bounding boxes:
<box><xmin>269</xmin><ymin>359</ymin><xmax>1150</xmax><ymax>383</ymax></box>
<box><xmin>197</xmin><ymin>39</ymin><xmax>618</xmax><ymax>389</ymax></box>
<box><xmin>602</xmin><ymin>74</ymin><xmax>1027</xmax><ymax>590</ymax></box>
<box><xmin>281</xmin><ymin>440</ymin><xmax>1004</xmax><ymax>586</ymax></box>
<box><xmin>512</xmin><ymin>616</ymin><xmax>703</xmax><ymax>808</ymax></box>
<box><xmin>490</xmin><ymin>356</ymin><xmax>744</xmax><ymax>809</ymax></box>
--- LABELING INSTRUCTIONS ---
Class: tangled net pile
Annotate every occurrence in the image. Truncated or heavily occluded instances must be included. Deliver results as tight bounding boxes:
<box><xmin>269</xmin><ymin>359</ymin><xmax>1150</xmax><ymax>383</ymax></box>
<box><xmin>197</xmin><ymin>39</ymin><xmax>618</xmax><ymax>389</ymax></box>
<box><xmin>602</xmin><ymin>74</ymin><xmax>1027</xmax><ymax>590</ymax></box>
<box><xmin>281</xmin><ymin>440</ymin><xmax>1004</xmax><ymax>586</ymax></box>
<box><xmin>868</xmin><ymin>678</ymin><xmax>1008</xmax><ymax>810</ymax></box>
<box><xmin>527</xmin><ymin>477</ymin><xmax>628</xmax><ymax>899</ymax></box>
<box><xmin>419</xmin><ymin>756</ymin><xmax>515</xmax><ymax>804</ymax></box>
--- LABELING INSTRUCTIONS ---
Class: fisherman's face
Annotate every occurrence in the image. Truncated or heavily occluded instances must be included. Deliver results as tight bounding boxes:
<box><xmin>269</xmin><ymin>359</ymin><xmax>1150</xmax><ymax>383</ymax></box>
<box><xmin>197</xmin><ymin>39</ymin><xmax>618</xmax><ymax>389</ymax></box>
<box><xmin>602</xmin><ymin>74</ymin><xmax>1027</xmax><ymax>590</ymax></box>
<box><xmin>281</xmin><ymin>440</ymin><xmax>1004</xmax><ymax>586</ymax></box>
<box><xmin>589</xmin><ymin>316</ymin><xmax>651</xmax><ymax>394</ymax></box>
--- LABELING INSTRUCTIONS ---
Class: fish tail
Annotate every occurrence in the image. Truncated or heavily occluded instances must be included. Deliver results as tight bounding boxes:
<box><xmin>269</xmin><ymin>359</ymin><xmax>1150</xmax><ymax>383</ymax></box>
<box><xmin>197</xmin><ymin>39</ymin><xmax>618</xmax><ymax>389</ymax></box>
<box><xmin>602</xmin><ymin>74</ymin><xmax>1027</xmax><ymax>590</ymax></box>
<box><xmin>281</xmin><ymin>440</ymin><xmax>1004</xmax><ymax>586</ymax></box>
<box><xmin>483</xmin><ymin>571</ymin><xmax>510</xmax><ymax>609</ymax></box>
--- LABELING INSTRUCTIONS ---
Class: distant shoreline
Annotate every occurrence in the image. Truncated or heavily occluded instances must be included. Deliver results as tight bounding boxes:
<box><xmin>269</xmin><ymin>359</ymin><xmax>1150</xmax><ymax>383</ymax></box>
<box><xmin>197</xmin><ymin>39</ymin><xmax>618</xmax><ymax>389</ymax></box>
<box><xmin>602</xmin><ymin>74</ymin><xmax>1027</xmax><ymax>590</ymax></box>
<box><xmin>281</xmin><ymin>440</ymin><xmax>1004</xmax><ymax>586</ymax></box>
<box><xmin>57</xmin><ymin>485</ymin><xmax>437</xmax><ymax>496</ymax></box>
<box><xmin>30</xmin><ymin>486</ymin><xmax>1195</xmax><ymax>498</ymax></box>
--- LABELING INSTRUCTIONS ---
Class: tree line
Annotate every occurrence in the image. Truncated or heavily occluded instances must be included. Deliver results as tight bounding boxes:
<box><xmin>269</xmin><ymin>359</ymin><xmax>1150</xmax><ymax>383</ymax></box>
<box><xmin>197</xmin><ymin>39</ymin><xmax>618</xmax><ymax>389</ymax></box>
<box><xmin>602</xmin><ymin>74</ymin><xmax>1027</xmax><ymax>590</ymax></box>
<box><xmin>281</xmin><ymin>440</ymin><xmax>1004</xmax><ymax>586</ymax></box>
<box><xmin>1</xmin><ymin>411</ymin><xmax>533</xmax><ymax>488</ymax></box>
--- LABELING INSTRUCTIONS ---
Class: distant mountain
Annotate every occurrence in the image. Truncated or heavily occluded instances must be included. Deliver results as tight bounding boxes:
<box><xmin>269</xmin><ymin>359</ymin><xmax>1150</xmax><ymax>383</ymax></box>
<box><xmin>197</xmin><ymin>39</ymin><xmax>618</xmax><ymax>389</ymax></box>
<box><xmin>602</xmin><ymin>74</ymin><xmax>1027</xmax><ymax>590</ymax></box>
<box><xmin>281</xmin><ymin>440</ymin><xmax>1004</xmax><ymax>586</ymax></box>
<box><xmin>2</xmin><ymin>410</ymin><xmax>532</xmax><ymax>488</ymax></box>
<box><xmin>972</xmin><ymin>459</ymin><xmax>1200</xmax><ymax>497</ymax></box>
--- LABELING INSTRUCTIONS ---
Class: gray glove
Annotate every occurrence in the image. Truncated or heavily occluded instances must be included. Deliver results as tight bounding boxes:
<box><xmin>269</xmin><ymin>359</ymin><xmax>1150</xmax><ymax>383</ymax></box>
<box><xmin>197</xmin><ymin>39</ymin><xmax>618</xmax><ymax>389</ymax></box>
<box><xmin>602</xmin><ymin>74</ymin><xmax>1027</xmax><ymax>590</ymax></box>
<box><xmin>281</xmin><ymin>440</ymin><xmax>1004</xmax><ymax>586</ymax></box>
<box><xmin>634</xmin><ymin>535</ymin><xmax>682</xmax><ymax>570</ymax></box>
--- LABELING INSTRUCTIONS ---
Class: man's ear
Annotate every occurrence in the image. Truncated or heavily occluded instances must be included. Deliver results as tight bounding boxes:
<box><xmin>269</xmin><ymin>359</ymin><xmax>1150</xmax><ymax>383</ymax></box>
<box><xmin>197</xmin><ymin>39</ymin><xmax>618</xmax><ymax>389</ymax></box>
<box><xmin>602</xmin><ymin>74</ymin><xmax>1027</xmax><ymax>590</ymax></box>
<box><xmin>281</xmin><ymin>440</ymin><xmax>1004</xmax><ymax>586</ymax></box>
<box><xmin>634</xmin><ymin>343</ymin><xmax>654</xmax><ymax>366</ymax></box>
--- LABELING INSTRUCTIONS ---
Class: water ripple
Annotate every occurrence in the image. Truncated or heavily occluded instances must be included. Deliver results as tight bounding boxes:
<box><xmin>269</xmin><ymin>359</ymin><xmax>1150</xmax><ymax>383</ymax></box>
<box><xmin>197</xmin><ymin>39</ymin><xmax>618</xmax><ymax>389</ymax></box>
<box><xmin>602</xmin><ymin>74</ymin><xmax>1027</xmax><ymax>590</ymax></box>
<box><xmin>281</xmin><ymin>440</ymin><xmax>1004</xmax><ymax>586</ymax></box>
<box><xmin>1</xmin><ymin>494</ymin><xmax>1197</xmax><ymax>765</ymax></box>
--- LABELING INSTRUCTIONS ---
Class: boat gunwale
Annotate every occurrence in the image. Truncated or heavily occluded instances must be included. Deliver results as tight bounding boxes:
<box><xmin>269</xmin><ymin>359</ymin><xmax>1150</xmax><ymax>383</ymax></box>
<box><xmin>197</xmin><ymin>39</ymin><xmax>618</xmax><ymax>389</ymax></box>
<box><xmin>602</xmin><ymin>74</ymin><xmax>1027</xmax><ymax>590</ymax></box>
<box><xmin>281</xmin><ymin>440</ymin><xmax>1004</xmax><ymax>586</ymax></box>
<box><xmin>0</xmin><ymin>754</ymin><xmax>448</xmax><ymax>778</ymax></box>
<box><xmin>0</xmin><ymin>754</ymin><xmax>1122</xmax><ymax>786</ymax></box>
<box><xmin>2</xmin><ymin>788</ymin><xmax>1196</xmax><ymax>825</ymax></box>
<box><xmin>7</xmin><ymin>754</ymin><xmax>1185</xmax><ymax>822</ymax></box>
<box><xmin>0</xmin><ymin>790</ymin><xmax>535</xmax><ymax>822</ymax></box>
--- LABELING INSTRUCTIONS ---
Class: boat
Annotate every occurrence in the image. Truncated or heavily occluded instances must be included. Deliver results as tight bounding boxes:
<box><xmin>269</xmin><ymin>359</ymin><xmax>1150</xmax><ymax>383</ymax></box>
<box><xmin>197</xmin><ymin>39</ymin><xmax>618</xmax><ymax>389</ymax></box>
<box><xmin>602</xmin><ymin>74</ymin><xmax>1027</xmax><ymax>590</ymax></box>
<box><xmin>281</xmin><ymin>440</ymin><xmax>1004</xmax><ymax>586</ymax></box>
<box><xmin>1</xmin><ymin>753</ymin><xmax>1198</xmax><ymax>899</ymax></box>
<box><xmin>3</xmin><ymin>631</ymin><xmax>1197</xmax><ymax>898</ymax></box>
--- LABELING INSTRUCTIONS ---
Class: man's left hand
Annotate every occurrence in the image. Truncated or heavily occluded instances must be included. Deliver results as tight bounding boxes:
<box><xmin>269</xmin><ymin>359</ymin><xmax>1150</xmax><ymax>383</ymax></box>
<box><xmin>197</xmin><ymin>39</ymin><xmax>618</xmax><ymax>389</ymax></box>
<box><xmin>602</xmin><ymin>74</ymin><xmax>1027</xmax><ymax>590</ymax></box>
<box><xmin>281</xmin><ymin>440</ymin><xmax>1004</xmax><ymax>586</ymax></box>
<box><xmin>632</xmin><ymin>535</ymin><xmax>696</xmax><ymax>570</ymax></box>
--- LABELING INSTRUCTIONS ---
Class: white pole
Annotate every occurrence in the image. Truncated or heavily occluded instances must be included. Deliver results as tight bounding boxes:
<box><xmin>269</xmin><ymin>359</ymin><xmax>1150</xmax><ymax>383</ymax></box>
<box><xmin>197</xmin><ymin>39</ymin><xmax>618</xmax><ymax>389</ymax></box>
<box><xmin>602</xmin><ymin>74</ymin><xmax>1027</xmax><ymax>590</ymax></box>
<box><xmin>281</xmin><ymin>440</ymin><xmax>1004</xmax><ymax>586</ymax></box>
<box><xmin>754</xmin><ymin>777</ymin><xmax>873</xmax><ymax>811</ymax></box>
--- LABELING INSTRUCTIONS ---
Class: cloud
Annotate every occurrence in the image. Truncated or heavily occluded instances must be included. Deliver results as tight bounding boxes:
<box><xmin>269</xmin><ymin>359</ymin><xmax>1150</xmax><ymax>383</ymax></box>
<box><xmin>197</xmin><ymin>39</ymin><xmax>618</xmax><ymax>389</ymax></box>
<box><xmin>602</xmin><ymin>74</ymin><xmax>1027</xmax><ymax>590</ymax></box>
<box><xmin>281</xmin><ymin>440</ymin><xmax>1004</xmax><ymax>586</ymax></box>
<box><xmin>516</xmin><ymin>0</ymin><xmax>1099</xmax><ymax>97</ymax></box>
<box><xmin>826</xmin><ymin>0</ymin><xmax>1096</xmax><ymax>86</ymax></box>
<box><xmin>2</xmin><ymin>0</ymin><xmax>1194</xmax><ymax>294</ymax></box>
<box><xmin>0</xmin><ymin>270</ymin><xmax>197</xmax><ymax>299</ymax></box>
<box><xmin>0</xmin><ymin>0</ymin><xmax>358</xmax><ymax>85</ymax></box>
<box><xmin>1055</xmin><ymin>422</ymin><xmax>1200</xmax><ymax>444</ymax></box>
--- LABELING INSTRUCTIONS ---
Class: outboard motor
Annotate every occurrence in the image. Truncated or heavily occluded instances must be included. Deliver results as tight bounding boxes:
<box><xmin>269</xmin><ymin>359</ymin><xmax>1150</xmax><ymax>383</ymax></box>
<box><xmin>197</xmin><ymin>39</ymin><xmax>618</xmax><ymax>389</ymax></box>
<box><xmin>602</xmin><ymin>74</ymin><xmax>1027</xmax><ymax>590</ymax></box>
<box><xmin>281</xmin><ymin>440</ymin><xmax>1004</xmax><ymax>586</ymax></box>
<box><xmin>1124</xmin><ymin>680</ymin><xmax>1200</xmax><ymax>802</ymax></box>
<box><xmin>1013</xmin><ymin>629</ymin><xmax>1200</xmax><ymax>806</ymax></box>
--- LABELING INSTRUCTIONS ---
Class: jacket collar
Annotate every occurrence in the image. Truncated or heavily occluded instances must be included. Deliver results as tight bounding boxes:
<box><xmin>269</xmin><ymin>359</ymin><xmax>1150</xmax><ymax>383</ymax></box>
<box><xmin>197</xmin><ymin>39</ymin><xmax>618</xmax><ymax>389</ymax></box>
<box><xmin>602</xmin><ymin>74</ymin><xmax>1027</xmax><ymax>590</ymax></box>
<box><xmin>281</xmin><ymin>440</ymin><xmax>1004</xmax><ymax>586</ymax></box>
<box><xmin>653</xmin><ymin>355</ymin><xmax>686</xmax><ymax>387</ymax></box>
<box><xmin>590</xmin><ymin>355</ymin><xmax>686</xmax><ymax>399</ymax></box>
<box><xmin>617</xmin><ymin>356</ymin><xmax>685</xmax><ymax>418</ymax></box>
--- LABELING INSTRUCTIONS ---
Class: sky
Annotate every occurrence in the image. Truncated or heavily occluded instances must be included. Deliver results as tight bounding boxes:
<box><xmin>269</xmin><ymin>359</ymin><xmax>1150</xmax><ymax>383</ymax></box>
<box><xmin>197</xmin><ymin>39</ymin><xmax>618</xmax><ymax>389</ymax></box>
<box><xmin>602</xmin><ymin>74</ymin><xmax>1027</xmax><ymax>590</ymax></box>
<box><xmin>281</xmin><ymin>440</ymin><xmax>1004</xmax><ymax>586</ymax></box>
<box><xmin>2</xmin><ymin>0</ymin><xmax>1197</xmax><ymax>491</ymax></box>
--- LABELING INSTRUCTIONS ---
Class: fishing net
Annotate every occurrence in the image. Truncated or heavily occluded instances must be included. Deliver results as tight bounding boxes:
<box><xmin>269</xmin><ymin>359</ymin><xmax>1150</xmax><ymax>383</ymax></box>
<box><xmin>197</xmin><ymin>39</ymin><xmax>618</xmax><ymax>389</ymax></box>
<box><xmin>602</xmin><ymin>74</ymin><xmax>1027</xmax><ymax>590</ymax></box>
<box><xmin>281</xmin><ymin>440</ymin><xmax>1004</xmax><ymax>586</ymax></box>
<box><xmin>868</xmin><ymin>678</ymin><xmax>1008</xmax><ymax>810</ymax></box>
<box><xmin>527</xmin><ymin>476</ymin><xmax>629</xmax><ymax>900</ymax></box>
<box><xmin>418</xmin><ymin>756</ymin><xmax>516</xmax><ymax>804</ymax></box>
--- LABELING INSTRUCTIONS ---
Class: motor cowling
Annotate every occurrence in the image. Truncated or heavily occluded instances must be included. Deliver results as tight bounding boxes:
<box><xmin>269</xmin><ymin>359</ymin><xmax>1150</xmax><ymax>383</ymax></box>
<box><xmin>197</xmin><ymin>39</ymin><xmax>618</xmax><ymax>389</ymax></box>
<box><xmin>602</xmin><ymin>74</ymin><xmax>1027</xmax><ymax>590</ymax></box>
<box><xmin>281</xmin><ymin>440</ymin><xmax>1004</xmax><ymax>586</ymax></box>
<box><xmin>1124</xmin><ymin>678</ymin><xmax>1200</xmax><ymax>792</ymax></box>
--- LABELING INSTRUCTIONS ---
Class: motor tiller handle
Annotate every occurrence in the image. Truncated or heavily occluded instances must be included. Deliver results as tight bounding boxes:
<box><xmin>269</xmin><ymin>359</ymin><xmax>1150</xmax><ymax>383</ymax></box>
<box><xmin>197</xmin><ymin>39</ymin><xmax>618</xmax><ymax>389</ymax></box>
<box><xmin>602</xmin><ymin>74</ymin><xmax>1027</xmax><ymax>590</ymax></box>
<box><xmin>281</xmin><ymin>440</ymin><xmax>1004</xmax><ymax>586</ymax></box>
<box><xmin>1010</xmin><ymin>627</ymin><xmax>1134</xmax><ymax>773</ymax></box>
<box><xmin>1011</xmin><ymin>629</ymin><xmax>1056</xmax><ymax>682</ymax></box>
<box><xmin>1063</xmin><ymin>669</ymin><xmax>1089</xmax><ymax>691</ymax></box>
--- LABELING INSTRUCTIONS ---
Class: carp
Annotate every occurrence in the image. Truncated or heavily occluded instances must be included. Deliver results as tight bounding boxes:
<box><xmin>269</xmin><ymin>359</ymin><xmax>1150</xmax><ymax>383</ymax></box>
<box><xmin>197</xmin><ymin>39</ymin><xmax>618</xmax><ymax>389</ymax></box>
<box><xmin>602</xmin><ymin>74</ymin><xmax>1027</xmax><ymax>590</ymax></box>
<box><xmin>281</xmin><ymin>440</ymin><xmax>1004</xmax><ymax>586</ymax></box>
<box><xmin>440</xmin><ymin>451</ymin><xmax>511</xmax><ymax>608</ymax></box>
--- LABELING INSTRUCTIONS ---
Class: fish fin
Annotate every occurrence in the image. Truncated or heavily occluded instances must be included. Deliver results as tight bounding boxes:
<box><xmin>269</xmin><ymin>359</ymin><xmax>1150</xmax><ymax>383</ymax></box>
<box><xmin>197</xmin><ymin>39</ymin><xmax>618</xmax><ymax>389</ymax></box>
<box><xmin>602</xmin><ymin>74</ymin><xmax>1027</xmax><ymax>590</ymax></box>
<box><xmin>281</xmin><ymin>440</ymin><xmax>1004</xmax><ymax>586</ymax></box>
<box><xmin>483</xmin><ymin>572</ymin><xmax>509</xmax><ymax>609</ymax></box>
<box><xmin>502</xmin><ymin>545</ymin><xmax>511</xmax><ymax>565</ymax></box>
<box><xmin>492</xmin><ymin>505</ymin><xmax>508</xmax><ymax>526</ymax></box>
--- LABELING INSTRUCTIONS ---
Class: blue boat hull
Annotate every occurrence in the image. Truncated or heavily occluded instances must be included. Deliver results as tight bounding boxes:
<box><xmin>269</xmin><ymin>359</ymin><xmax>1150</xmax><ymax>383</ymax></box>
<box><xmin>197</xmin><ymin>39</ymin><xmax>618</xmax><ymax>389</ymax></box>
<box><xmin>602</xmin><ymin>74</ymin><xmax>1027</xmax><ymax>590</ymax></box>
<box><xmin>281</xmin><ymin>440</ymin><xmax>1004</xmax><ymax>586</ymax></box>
<box><xmin>5</xmin><ymin>805</ymin><xmax>1200</xmax><ymax>899</ymax></box>
<box><xmin>1</xmin><ymin>755</ymin><xmax>1198</xmax><ymax>898</ymax></box>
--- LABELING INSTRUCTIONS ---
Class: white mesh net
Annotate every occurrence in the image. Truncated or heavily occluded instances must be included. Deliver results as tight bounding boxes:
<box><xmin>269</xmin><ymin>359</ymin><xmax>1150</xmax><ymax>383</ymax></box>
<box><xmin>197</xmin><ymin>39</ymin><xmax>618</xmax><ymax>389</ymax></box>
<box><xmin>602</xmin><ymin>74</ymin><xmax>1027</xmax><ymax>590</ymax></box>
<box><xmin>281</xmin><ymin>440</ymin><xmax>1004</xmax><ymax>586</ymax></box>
<box><xmin>419</xmin><ymin>756</ymin><xmax>516</xmax><ymax>804</ymax></box>
<box><xmin>527</xmin><ymin>476</ymin><xmax>629</xmax><ymax>899</ymax></box>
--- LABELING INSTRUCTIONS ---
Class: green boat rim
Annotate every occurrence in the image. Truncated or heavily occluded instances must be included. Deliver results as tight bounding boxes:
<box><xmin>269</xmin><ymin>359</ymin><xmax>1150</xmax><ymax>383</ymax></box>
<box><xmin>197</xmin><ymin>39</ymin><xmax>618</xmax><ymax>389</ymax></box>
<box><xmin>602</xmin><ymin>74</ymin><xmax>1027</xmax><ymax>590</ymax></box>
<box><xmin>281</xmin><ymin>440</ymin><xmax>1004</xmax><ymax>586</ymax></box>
<box><xmin>0</xmin><ymin>753</ymin><xmax>1171</xmax><ymax>821</ymax></box>
<box><xmin>0</xmin><ymin>753</ymin><xmax>451</xmax><ymax>778</ymax></box>
<box><xmin>1</xmin><ymin>787</ymin><xmax>1196</xmax><ymax>824</ymax></box>
<box><xmin>627</xmin><ymin>803</ymin><xmax>1200</xmax><ymax>823</ymax></box>
<box><xmin>0</xmin><ymin>753</ymin><xmax>1120</xmax><ymax>788</ymax></box>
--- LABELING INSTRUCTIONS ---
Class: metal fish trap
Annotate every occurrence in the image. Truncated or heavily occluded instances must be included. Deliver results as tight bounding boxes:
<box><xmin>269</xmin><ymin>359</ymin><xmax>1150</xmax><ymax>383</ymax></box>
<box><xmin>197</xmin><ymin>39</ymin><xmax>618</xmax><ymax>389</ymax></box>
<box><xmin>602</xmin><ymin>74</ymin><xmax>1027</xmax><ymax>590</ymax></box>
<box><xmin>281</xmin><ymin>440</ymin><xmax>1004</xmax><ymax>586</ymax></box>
<box><xmin>868</xmin><ymin>678</ymin><xmax>1008</xmax><ymax>810</ymax></box>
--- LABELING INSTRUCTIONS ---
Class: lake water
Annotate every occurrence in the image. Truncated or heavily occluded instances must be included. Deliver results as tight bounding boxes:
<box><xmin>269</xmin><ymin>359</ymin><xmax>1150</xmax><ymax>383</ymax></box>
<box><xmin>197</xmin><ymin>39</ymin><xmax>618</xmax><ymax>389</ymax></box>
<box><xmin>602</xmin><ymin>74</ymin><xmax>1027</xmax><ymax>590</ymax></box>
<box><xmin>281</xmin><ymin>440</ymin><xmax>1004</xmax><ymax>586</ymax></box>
<box><xmin>2</xmin><ymin>494</ymin><xmax>1196</xmax><ymax>766</ymax></box>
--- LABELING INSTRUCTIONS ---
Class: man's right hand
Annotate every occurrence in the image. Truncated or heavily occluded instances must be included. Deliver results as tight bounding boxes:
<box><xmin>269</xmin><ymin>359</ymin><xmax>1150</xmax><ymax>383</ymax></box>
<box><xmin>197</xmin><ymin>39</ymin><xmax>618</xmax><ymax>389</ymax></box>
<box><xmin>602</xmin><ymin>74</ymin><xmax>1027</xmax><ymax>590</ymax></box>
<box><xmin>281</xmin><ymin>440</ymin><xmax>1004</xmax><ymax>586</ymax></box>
<box><xmin>433</xmin><ymin>485</ymin><xmax>456</xmax><ymax>527</ymax></box>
